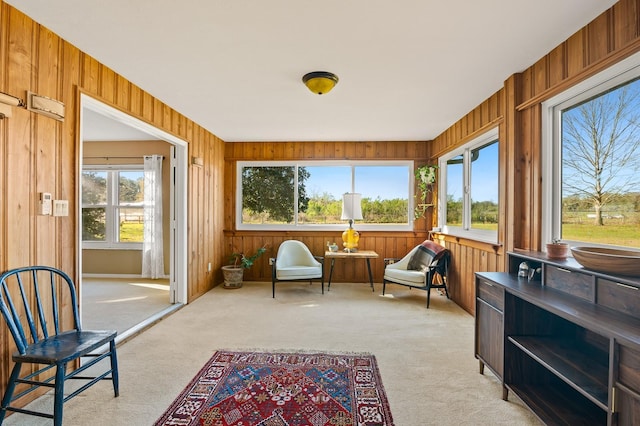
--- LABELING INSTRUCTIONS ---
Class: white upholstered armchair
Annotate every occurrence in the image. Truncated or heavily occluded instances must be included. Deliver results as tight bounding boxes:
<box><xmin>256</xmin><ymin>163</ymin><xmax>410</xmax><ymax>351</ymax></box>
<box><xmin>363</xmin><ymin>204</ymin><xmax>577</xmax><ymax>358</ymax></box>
<box><xmin>271</xmin><ymin>240</ymin><xmax>324</xmax><ymax>298</ymax></box>
<box><xmin>382</xmin><ymin>241</ymin><xmax>450</xmax><ymax>308</ymax></box>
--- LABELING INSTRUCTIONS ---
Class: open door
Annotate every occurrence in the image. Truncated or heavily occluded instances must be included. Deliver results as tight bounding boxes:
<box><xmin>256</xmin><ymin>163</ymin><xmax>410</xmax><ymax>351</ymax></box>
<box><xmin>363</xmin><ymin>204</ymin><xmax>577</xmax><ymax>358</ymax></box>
<box><xmin>78</xmin><ymin>94</ymin><xmax>188</xmax><ymax>338</ymax></box>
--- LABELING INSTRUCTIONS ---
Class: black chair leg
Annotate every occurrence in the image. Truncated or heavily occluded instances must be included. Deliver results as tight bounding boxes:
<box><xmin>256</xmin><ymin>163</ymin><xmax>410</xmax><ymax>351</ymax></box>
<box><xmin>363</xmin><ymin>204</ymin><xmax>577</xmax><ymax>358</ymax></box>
<box><xmin>0</xmin><ymin>363</ymin><xmax>21</xmax><ymax>423</ymax></box>
<box><xmin>53</xmin><ymin>363</ymin><xmax>66</xmax><ymax>426</ymax></box>
<box><xmin>272</xmin><ymin>279</ymin><xmax>276</xmax><ymax>298</ymax></box>
<box><xmin>382</xmin><ymin>280</ymin><xmax>387</xmax><ymax>295</ymax></box>
<box><xmin>442</xmin><ymin>277</ymin><xmax>450</xmax><ymax>299</ymax></box>
<box><xmin>110</xmin><ymin>340</ymin><xmax>120</xmax><ymax>396</ymax></box>
<box><xmin>426</xmin><ymin>284</ymin><xmax>432</xmax><ymax>308</ymax></box>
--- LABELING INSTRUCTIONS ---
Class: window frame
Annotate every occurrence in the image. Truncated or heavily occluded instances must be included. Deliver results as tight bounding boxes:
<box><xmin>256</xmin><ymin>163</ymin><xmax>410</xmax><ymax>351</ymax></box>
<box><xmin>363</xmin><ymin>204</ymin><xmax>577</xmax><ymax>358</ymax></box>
<box><xmin>82</xmin><ymin>164</ymin><xmax>144</xmax><ymax>250</ymax></box>
<box><xmin>437</xmin><ymin>127</ymin><xmax>499</xmax><ymax>244</ymax></box>
<box><xmin>236</xmin><ymin>160</ymin><xmax>414</xmax><ymax>231</ymax></box>
<box><xmin>542</xmin><ymin>50</ymin><xmax>640</xmax><ymax>249</ymax></box>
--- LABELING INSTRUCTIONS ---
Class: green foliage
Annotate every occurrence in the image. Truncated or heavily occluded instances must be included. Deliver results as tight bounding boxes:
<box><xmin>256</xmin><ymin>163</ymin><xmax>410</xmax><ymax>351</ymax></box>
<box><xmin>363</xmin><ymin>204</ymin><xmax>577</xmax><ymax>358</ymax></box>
<box><xmin>82</xmin><ymin>208</ymin><xmax>106</xmax><ymax>240</ymax></box>
<box><xmin>471</xmin><ymin>200</ymin><xmax>498</xmax><ymax>224</ymax></box>
<box><xmin>363</xmin><ymin>197</ymin><xmax>408</xmax><ymax>223</ymax></box>
<box><xmin>242</xmin><ymin>166</ymin><xmax>310</xmax><ymax>222</ymax></box>
<box><xmin>414</xmin><ymin>165</ymin><xmax>438</xmax><ymax>219</ymax></box>
<box><xmin>82</xmin><ymin>170</ymin><xmax>144</xmax><ymax>242</ymax></box>
<box><xmin>82</xmin><ymin>171</ymin><xmax>106</xmax><ymax>204</ymax></box>
<box><xmin>446</xmin><ymin>196</ymin><xmax>499</xmax><ymax>227</ymax></box>
<box><xmin>229</xmin><ymin>245</ymin><xmax>267</xmax><ymax>269</ymax></box>
<box><xmin>245</xmin><ymin>195</ymin><xmax>409</xmax><ymax>225</ymax></box>
<box><xmin>446</xmin><ymin>195</ymin><xmax>463</xmax><ymax>224</ymax></box>
<box><xmin>561</xmin><ymin>192</ymin><xmax>640</xmax><ymax>247</ymax></box>
<box><xmin>119</xmin><ymin>175</ymin><xmax>143</xmax><ymax>202</ymax></box>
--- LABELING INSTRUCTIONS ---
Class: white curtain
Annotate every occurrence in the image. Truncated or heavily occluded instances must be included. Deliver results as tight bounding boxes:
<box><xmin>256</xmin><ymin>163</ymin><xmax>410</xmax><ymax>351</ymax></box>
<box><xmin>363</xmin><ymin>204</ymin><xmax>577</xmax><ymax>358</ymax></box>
<box><xmin>142</xmin><ymin>155</ymin><xmax>164</xmax><ymax>279</ymax></box>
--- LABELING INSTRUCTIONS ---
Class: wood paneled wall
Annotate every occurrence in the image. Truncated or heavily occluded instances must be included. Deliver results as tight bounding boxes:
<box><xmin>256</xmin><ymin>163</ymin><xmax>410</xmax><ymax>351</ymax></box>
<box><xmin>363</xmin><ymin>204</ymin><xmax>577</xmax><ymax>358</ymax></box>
<box><xmin>2</xmin><ymin>0</ymin><xmax>640</xmax><ymax>410</ymax></box>
<box><xmin>430</xmin><ymin>0</ymin><xmax>640</xmax><ymax>314</ymax></box>
<box><xmin>224</xmin><ymin>141</ymin><xmax>433</xmax><ymax>284</ymax></box>
<box><xmin>223</xmin><ymin>0</ymin><xmax>640</xmax><ymax>317</ymax></box>
<box><xmin>512</xmin><ymin>0</ymin><xmax>640</xmax><ymax>253</ymax></box>
<box><xmin>0</xmin><ymin>1</ymin><xmax>225</xmax><ymax>403</ymax></box>
<box><xmin>428</xmin><ymin>90</ymin><xmax>506</xmax><ymax>314</ymax></box>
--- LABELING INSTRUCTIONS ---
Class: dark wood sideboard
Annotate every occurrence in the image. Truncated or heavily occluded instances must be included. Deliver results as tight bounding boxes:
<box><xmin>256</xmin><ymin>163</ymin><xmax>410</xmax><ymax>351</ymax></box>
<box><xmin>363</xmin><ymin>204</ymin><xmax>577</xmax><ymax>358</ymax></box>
<box><xmin>475</xmin><ymin>250</ymin><xmax>640</xmax><ymax>425</ymax></box>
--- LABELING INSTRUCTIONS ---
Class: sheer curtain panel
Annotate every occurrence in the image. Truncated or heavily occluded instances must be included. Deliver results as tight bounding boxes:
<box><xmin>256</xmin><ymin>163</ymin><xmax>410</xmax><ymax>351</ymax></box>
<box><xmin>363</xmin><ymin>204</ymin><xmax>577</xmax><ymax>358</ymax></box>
<box><xmin>142</xmin><ymin>155</ymin><xmax>164</xmax><ymax>278</ymax></box>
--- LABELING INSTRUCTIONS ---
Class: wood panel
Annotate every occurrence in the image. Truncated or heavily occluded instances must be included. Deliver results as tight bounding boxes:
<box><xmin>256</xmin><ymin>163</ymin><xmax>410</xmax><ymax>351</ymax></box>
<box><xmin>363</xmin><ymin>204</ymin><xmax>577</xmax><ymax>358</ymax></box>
<box><xmin>428</xmin><ymin>0</ymin><xmax>640</xmax><ymax>314</ymax></box>
<box><xmin>223</xmin><ymin>140</ymin><xmax>431</xmax><ymax>287</ymax></box>
<box><xmin>0</xmin><ymin>1</ymin><xmax>225</xmax><ymax>406</ymax></box>
<box><xmin>223</xmin><ymin>230</ymin><xmax>430</xmax><ymax>285</ymax></box>
<box><xmin>2</xmin><ymin>0</ymin><xmax>640</xmax><ymax>412</ymax></box>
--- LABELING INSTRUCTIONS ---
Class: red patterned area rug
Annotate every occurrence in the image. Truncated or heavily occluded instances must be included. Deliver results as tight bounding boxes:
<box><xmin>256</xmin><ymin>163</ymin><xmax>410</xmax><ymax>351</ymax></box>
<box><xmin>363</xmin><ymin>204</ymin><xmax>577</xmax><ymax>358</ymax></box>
<box><xmin>154</xmin><ymin>350</ymin><xmax>394</xmax><ymax>426</ymax></box>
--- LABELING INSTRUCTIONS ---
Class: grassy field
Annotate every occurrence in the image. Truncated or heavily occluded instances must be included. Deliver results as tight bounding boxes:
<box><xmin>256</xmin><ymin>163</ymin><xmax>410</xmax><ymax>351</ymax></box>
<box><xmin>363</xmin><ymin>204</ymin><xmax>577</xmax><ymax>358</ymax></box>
<box><xmin>445</xmin><ymin>221</ymin><xmax>639</xmax><ymax>247</ymax></box>
<box><xmin>120</xmin><ymin>222</ymin><xmax>144</xmax><ymax>242</ymax></box>
<box><xmin>562</xmin><ymin>223</ymin><xmax>640</xmax><ymax>247</ymax></box>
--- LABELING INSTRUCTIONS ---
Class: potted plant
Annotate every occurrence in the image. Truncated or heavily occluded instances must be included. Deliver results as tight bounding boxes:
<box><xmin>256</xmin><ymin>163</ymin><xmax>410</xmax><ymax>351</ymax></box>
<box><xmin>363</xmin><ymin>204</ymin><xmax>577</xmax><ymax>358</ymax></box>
<box><xmin>546</xmin><ymin>239</ymin><xmax>569</xmax><ymax>260</ymax></box>
<box><xmin>221</xmin><ymin>245</ymin><xmax>267</xmax><ymax>289</ymax></box>
<box><xmin>414</xmin><ymin>164</ymin><xmax>438</xmax><ymax>219</ymax></box>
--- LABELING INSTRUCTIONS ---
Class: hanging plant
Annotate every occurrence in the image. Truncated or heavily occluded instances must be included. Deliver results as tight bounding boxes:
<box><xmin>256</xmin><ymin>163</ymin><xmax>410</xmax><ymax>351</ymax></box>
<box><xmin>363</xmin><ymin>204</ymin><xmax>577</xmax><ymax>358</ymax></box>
<box><xmin>414</xmin><ymin>164</ymin><xmax>438</xmax><ymax>219</ymax></box>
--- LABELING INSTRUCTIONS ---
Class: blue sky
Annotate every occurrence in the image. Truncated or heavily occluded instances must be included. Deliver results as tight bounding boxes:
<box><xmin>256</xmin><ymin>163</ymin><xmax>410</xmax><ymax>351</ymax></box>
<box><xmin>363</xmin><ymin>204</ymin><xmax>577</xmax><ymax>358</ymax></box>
<box><xmin>446</xmin><ymin>142</ymin><xmax>499</xmax><ymax>203</ymax></box>
<box><xmin>304</xmin><ymin>159</ymin><xmax>500</xmax><ymax>203</ymax></box>
<box><xmin>305</xmin><ymin>166</ymin><xmax>409</xmax><ymax>200</ymax></box>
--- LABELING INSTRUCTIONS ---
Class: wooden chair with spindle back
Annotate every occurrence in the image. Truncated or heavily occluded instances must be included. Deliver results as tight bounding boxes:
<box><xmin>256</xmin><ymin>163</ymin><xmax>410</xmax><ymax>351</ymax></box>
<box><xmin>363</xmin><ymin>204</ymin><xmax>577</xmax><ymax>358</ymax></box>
<box><xmin>0</xmin><ymin>266</ymin><xmax>119</xmax><ymax>425</ymax></box>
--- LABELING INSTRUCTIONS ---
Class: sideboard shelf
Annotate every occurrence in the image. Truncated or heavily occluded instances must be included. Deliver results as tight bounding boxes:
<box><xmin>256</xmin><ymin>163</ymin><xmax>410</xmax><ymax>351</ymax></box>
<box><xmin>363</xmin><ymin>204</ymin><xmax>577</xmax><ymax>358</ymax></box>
<box><xmin>475</xmin><ymin>250</ymin><xmax>640</xmax><ymax>425</ymax></box>
<box><xmin>507</xmin><ymin>335</ymin><xmax>609</xmax><ymax>408</ymax></box>
<box><xmin>508</xmin><ymin>382</ymin><xmax>607</xmax><ymax>425</ymax></box>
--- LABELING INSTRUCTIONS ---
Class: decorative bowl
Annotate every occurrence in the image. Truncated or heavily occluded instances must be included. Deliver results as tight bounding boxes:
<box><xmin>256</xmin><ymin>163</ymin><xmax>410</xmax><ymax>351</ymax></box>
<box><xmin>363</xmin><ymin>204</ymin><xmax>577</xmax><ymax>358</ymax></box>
<box><xmin>570</xmin><ymin>246</ymin><xmax>640</xmax><ymax>276</ymax></box>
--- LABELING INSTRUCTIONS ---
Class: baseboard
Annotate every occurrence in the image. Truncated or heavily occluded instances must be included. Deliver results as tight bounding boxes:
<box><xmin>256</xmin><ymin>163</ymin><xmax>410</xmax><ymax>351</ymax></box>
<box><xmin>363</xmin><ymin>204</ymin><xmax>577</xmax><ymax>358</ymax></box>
<box><xmin>82</xmin><ymin>273</ymin><xmax>170</xmax><ymax>279</ymax></box>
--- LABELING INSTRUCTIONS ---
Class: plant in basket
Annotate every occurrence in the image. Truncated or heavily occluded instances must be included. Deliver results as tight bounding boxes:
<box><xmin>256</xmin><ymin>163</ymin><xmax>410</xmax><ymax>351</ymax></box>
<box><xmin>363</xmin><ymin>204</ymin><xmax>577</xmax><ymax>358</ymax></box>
<box><xmin>222</xmin><ymin>244</ymin><xmax>267</xmax><ymax>289</ymax></box>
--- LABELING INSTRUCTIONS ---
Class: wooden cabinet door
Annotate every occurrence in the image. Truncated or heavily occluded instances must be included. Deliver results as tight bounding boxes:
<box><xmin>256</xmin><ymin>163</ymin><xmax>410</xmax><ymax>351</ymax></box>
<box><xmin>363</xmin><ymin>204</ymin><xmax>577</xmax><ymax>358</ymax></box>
<box><xmin>476</xmin><ymin>299</ymin><xmax>504</xmax><ymax>379</ymax></box>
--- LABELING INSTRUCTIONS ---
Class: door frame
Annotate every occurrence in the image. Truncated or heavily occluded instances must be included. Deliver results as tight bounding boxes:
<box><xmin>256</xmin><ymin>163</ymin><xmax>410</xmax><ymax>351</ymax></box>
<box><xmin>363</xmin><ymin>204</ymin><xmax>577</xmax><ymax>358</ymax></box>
<box><xmin>78</xmin><ymin>94</ymin><xmax>188</xmax><ymax>305</ymax></box>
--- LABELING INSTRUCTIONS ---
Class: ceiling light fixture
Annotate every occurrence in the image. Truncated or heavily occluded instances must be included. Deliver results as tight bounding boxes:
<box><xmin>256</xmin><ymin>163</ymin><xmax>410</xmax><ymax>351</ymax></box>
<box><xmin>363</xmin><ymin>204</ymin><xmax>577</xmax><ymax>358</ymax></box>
<box><xmin>302</xmin><ymin>71</ymin><xmax>339</xmax><ymax>95</ymax></box>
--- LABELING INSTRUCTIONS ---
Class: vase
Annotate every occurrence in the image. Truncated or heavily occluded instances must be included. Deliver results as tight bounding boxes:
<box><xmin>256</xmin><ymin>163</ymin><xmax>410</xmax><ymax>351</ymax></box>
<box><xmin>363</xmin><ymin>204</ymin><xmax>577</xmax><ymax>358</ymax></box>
<box><xmin>221</xmin><ymin>265</ymin><xmax>244</xmax><ymax>289</ymax></box>
<box><xmin>546</xmin><ymin>243</ymin><xmax>569</xmax><ymax>260</ymax></box>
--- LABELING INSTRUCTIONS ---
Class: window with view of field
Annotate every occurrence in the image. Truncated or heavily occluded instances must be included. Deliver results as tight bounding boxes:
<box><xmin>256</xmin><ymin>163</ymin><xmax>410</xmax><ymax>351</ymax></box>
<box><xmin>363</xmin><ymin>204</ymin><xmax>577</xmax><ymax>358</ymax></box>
<box><xmin>545</xmin><ymin>53</ymin><xmax>640</xmax><ymax>250</ymax></box>
<box><xmin>439</xmin><ymin>128</ymin><xmax>499</xmax><ymax>243</ymax></box>
<box><xmin>82</xmin><ymin>167</ymin><xmax>145</xmax><ymax>248</ymax></box>
<box><xmin>237</xmin><ymin>162</ymin><xmax>412</xmax><ymax>230</ymax></box>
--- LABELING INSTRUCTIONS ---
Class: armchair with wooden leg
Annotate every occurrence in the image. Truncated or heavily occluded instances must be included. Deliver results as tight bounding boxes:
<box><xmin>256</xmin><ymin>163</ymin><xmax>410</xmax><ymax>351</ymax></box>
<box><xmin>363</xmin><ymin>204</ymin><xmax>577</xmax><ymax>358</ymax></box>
<box><xmin>382</xmin><ymin>240</ymin><xmax>450</xmax><ymax>308</ymax></box>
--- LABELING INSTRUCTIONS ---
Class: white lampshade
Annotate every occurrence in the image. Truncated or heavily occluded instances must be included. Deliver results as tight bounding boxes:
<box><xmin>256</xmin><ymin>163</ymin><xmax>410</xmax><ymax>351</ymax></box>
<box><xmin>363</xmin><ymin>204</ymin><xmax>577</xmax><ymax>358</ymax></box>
<box><xmin>341</xmin><ymin>193</ymin><xmax>363</xmax><ymax>221</ymax></box>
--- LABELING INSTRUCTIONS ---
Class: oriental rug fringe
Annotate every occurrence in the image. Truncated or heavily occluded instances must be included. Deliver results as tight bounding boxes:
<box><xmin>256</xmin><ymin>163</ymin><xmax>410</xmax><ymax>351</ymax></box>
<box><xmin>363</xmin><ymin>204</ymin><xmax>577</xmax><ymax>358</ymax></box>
<box><xmin>154</xmin><ymin>350</ymin><xmax>394</xmax><ymax>426</ymax></box>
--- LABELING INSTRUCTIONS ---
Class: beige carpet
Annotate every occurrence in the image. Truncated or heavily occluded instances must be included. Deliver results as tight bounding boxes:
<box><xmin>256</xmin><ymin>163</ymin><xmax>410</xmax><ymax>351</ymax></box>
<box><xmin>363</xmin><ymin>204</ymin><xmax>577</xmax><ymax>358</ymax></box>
<box><xmin>82</xmin><ymin>277</ymin><xmax>172</xmax><ymax>334</ymax></box>
<box><xmin>3</xmin><ymin>281</ymin><xmax>540</xmax><ymax>425</ymax></box>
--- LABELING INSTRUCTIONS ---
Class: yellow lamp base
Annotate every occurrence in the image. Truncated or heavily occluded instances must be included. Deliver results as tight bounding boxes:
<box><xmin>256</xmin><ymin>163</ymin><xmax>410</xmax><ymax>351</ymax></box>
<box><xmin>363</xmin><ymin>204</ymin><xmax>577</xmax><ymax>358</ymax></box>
<box><xmin>342</xmin><ymin>227</ymin><xmax>360</xmax><ymax>252</ymax></box>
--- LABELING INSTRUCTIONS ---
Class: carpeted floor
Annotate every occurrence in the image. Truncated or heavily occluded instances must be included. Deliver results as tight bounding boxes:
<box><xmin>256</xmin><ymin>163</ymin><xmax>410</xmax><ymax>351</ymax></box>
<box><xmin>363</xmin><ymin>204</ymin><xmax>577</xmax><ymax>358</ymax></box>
<box><xmin>3</xmin><ymin>280</ymin><xmax>541</xmax><ymax>425</ymax></box>
<box><xmin>82</xmin><ymin>277</ymin><xmax>172</xmax><ymax>334</ymax></box>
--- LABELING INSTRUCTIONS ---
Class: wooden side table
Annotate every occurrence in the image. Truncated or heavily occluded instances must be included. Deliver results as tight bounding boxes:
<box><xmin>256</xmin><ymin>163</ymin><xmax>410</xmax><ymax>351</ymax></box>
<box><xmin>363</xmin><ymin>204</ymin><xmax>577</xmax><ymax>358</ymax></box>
<box><xmin>324</xmin><ymin>250</ymin><xmax>379</xmax><ymax>291</ymax></box>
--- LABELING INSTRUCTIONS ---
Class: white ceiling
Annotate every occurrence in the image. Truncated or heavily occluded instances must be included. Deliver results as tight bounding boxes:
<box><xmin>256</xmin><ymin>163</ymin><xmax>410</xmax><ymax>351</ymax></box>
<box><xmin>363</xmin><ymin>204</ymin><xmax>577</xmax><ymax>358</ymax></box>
<box><xmin>82</xmin><ymin>108</ymin><xmax>159</xmax><ymax>141</ymax></box>
<box><xmin>6</xmin><ymin>0</ymin><xmax>618</xmax><ymax>142</ymax></box>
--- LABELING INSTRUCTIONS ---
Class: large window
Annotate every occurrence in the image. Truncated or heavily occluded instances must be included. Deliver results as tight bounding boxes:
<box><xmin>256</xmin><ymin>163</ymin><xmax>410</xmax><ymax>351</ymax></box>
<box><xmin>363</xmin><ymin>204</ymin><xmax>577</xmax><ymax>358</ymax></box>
<box><xmin>543</xmin><ymin>52</ymin><xmax>640</xmax><ymax>250</ymax></box>
<box><xmin>82</xmin><ymin>166</ymin><xmax>145</xmax><ymax>248</ymax></box>
<box><xmin>438</xmin><ymin>128</ymin><xmax>499</xmax><ymax>243</ymax></box>
<box><xmin>237</xmin><ymin>161</ymin><xmax>412</xmax><ymax>230</ymax></box>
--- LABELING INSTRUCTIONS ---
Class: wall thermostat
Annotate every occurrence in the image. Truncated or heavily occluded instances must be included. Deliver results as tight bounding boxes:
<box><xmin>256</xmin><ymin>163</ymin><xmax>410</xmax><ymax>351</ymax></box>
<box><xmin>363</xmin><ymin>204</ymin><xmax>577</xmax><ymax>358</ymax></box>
<box><xmin>38</xmin><ymin>192</ymin><xmax>52</xmax><ymax>215</ymax></box>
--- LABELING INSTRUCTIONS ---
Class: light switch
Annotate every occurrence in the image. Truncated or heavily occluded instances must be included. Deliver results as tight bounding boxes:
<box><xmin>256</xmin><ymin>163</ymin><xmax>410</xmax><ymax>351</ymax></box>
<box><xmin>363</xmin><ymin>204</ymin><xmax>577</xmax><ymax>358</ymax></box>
<box><xmin>53</xmin><ymin>200</ymin><xmax>69</xmax><ymax>217</ymax></box>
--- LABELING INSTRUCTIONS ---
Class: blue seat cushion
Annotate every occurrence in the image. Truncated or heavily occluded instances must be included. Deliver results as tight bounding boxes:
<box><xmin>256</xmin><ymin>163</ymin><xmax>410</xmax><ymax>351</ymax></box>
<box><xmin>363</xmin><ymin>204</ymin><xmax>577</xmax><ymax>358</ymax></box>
<box><xmin>15</xmin><ymin>330</ymin><xmax>117</xmax><ymax>364</ymax></box>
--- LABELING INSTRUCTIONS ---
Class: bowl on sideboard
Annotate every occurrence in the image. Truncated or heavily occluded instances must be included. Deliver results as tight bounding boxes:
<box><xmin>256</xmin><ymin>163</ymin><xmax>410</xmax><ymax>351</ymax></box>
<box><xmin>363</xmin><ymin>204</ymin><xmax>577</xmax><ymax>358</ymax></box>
<box><xmin>570</xmin><ymin>246</ymin><xmax>640</xmax><ymax>276</ymax></box>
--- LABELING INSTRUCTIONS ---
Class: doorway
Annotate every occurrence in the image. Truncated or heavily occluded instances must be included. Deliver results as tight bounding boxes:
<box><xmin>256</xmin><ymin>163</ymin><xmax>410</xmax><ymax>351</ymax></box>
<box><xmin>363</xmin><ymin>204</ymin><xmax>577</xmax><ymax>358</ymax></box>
<box><xmin>78</xmin><ymin>94</ymin><xmax>188</xmax><ymax>341</ymax></box>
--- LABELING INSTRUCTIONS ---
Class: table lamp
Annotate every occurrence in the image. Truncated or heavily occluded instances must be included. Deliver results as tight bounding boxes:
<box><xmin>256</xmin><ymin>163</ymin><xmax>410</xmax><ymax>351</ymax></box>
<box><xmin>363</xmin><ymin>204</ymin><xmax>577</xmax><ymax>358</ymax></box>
<box><xmin>341</xmin><ymin>193</ymin><xmax>363</xmax><ymax>252</ymax></box>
